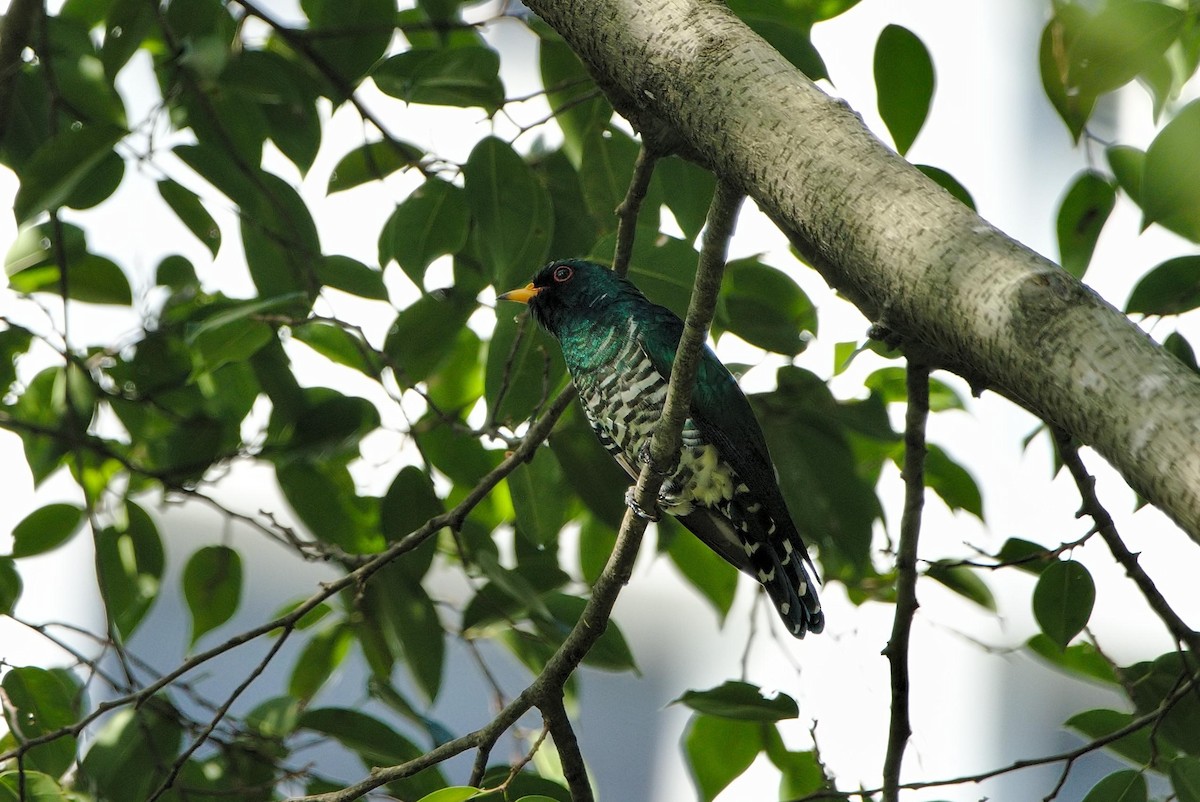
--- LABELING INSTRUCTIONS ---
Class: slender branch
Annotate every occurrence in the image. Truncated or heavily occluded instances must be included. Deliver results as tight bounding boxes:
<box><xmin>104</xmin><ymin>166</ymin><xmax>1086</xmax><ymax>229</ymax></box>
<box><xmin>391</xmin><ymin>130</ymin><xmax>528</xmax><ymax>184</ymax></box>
<box><xmin>541</xmin><ymin>693</ymin><xmax>591</xmax><ymax>802</ymax></box>
<box><xmin>880</xmin><ymin>361</ymin><xmax>929</xmax><ymax>802</ymax></box>
<box><xmin>612</xmin><ymin>146</ymin><xmax>659</xmax><ymax>277</ymax></box>
<box><xmin>1053</xmin><ymin>429</ymin><xmax>1200</xmax><ymax>655</ymax></box>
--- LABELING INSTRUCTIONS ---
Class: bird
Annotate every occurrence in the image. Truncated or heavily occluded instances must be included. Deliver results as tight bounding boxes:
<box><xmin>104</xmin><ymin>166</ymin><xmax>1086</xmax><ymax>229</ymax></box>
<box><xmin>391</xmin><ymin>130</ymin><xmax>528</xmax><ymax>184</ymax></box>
<box><xmin>498</xmin><ymin>258</ymin><xmax>824</xmax><ymax>637</ymax></box>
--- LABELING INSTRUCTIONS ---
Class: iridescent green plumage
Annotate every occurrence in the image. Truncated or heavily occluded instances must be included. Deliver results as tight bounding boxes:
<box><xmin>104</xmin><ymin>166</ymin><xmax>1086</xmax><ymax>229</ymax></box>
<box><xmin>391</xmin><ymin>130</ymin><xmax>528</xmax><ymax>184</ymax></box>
<box><xmin>500</xmin><ymin>259</ymin><xmax>823</xmax><ymax>637</ymax></box>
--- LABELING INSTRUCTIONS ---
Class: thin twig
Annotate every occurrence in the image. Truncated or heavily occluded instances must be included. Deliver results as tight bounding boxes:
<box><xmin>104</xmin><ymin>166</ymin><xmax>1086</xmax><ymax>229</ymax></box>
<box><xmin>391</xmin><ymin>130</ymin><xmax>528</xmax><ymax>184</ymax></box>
<box><xmin>541</xmin><ymin>693</ymin><xmax>592</xmax><ymax>802</ymax></box>
<box><xmin>612</xmin><ymin>146</ymin><xmax>659</xmax><ymax>277</ymax></box>
<box><xmin>881</xmin><ymin>361</ymin><xmax>930</xmax><ymax>802</ymax></box>
<box><xmin>1053</xmin><ymin>429</ymin><xmax>1200</xmax><ymax>654</ymax></box>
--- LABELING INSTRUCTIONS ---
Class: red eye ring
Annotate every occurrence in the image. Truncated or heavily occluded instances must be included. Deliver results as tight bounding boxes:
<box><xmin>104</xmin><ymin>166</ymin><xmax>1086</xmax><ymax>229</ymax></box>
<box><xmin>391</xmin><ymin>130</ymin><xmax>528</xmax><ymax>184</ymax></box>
<box><xmin>552</xmin><ymin>265</ymin><xmax>573</xmax><ymax>283</ymax></box>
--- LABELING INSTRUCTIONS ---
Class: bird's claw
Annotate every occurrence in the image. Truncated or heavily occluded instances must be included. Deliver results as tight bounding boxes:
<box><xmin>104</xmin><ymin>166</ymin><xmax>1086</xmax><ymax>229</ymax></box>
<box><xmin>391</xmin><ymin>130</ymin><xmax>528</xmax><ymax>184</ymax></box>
<box><xmin>625</xmin><ymin>487</ymin><xmax>660</xmax><ymax>521</ymax></box>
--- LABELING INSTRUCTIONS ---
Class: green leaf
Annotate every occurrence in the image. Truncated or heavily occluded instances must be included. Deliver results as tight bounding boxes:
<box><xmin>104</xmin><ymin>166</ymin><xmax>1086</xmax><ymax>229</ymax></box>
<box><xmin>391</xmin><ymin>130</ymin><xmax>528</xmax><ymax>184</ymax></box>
<box><xmin>13</xmin><ymin>123</ymin><xmax>125</xmax><ymax>223</ymax></box>
<box><xmin>2</xmin><ymin>667</ymin><xmax>80</xmax><ymax>778</ymax></box>
<box><xmin>1164</xmin><ymin>331</ymin><xmax>1199</xmax><ymax>373</ymax></box>
<box><xmin>1172</xmin><ymin>756</ymin><xmax>1200</xmax><ymax>802</ymax></box>
<box><xmin>486</xmin><ymin>308</ymin><xmax>568</xmax><ymax>426</ymax></box>
<box><xmin>328</xmin><ymin>139</ymin><xmax>424</xmax><ymax>193</ymax></box>
<box><xmin>1066</xmin><ymin>709</ymin><xmax>1157</xmax><ymax>767</ymax></box>
<box><xmin>79</xmin><ymin>703</ymin><xmax>183</xmax><ymax>800</ymax></box>
<box><xmin>666</xmin><ymin>517</ymin><xmax>738</xmax><ymax>621</ymax></box>
<box><xmin>316</xmin><ymin>254</ymin><xmax>389</xmax><ymax>301</ymax></box>
<box><xmin>292</xmin><ymin>320</ymin><xmax>381</xmax><ymax>377</ymax></box>
<box><xmin>916</xmin><ymin>164</ymin><xmax>976</xmax><ymax>210</ymax></box>
<box><xmin>507</xmin><ymin>449</ymin><xmax>573</xmax><ymax>546</ymax></box>
<box><xmin>1057</xmin><ymin>170</ymin><xmax>1116</xmax><ymax>279</ymax></box>
<box><xmin>654</xmin><ymin>156</ymin><xmax>718</xmax><ymax>242</ymax></box>
<box><xmin>301</xmin><ymin>0</ymin><xmax>394</xmax><ymax>90</ymax></box>
<box><xmin>874</xmin><ymin>25</ymin><xmax>934</xmax><ymax>155</ymax></box>
<box><xmin>923</xmin><ymin>444</ymin><xmax>983</xmax><ymax>519</ymax></box>
<box><xmin>716</xmin><ymin>258</ymin><xmax>816</xmax><ymax>355</ymax></box>
<box><xmin>381</xmin><ymin>465</ymin><xmax>443</xmax><ymax>547</ymax></box>
<box><xmin>95</xmin><ymin>501</ymin><xmax>164</xmax><ymax>639</ymax></box>
<box><xmin>157</xmin><ymin>178</ymin><xmax>221</xmax><ymax>257</ymax></box>
<box><xmin>374</xmin><ymin>46</ymin><xmax>505</xmax><ymax>112</ymax></box>
<box><xmin>0</xmin><ymin>770</ymin><xmax>69</xmax><ymax>802</ymax></box>
<box><xmin>1069</xmin><ymin>1</ymin><xmax>1184</xmax><ymax>96</ymax></box>
<box><xmin>673</xmin><ymin>681</ymin><xmax>799</xmax><ymax>722</ymax></box>
<box><xmin>289</xmin><ymin>624</ymin><xmax>354</xmax><ymax>702</ymax></box>
<box><xmin>5</xmin><ymin>222</ymin><xmax>132</xmax><ymax>305</ymax></box>
<box><xmin>994</xmin><ymin>537</ymin><xmax>1054</xmax><ymax>574</ymax></box>
<box><xmin>925</xmin><ymin>561</ymin><xmax>995</xmax><ymax>611</ymax></box>
<box><xmin>684</xmin><ymin>715</ymin><xmax>762</xmax><ymax>802</ymax></box>
<box><xmin>538</xmin><ymin>592</ymin><xmax>638</xmax><ymax>673</ymax></box>
<box><xmin>537</xmin><ymin>35</ymin><xmax>612</xmax><ymax>161</ymax></box>
<box><xmin>276</xmin><ymin>460</ymin><xmax>381</xmax><ymax>553</ymax></box>
<box><xmin>1124</xmin><ymin>652</ymin><xmax>1200</xmax><ymax>755</ymax></box>
<box><xmin>547</xmin><ymin>405</ymin><xmax>628</xmax><ymax>528</ymax></box>
<box><xmin>739</xmin><ymin>15</ymin><xmax>828</xmax><ymax>82</ymax></box>
<box><xmin>427</xmin><ymin>327</ymin><xmax>485</xmax><ymax>411</ymax></box>
<box><xmin>1107</xmin><ymin>145</ymin><xmax>1145</xmax><ymax>204</ymax></box>
<box><xmin>579</xmin><ymin>128</ymin><xmax>661</xmax><ymax>233</ymax></box>
<box><xmin>1028</xmin><ymin>634</ymin><xmax>1119</xmax><ymax>685</ymax></box>
<box><xmin>1032</xmin><ymin>559</ymin><xmax>1095</xmax><ymax>649</ymax></box>
<box><xmin>191</xmin><ymin>317</ymin><xmax>274</xmax><ymax>374</ymax></box>
<box><xmin>385</xmin><ymin>288</ymin><xmax>478</xmax><ymax>383</ymax></box>
<box><xmin>299</xmin><ymin>707</ymin><xmax>445</xmax><ymax>798</ymax></box>
<box><xmin>464</xmin><ymin>137</ymin><xmax>554</xmax><ymax>291</ymax></box>
<box><xmin>0</xmin><ymin>557</ymin><xmax>21</xmax><ymax>615</ymax></box>
<box><xmin>1126</xmin><ymin>256</ymin><xmax>1200</xmax><ymax>315</ymax></box>
<box><xmin>1041</xmin><ymin>8</ymin><xmax>1095</xmax><ymax>141</ymax></box>
<box><xmin>1080</xmin><ymin>770</ymin><xmax>1147</xmax><ymax>802</ymax></box>
<box><xmin>367</xmin><ymin>567</ymin><xmax>446</xmax><ymax>701</ymax></box>
<box><xmin>1142</xmin><ymin>99</ymin><xmax>1200</xmax><ymax>242</ymax></box>
<box><xmin>415</xmin><ymin>789</ymin><xmax>485</xmax><ymax>802</ymax></box>
<box><xmin>11</xmin><ymin>503</ymin><xmax>84</xmax><ymax>558</ymax></box>
<box><xmin>864</xmin><ymin>367</ymin><xmax>965</xmax><ymax>411</ymax></box>
<box><xmin>379</xmin><ymin>178</ymin><xmax>471</xmax><ymax>286</ymax></box>
<box><xmin>183</xmin><ymin>545</ymin><xmax>243</xmax><ymax>646</ymax></box>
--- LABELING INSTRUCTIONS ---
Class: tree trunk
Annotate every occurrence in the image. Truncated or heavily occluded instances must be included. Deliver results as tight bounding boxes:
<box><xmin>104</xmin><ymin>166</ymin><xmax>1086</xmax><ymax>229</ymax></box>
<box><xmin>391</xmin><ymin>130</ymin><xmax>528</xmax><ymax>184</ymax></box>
<box><xmin>525</xmin><ymin>0</ymin><xmax>1200</xmax><ymax>541</ymax></box>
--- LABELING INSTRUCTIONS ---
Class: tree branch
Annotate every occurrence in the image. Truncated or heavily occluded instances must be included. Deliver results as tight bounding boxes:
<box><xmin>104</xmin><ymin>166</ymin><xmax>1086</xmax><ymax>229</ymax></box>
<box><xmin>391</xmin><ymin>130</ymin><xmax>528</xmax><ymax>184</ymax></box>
<box><xmin>541</xmin><ymin>692</ymin><xmax>592</xmax><ymax>802</ymax></box>
<box><xmin>612</xmin><ymin>145</ymin><xmax>658</xmax><ymax>277</ymax></box>
<box><xmin>880</xmin><ymin>361</ymin><xmax>929</xmax><ymax>802</ymax></box>
<box><xmin>1053</xmin><ymin>429</ymin><xmax>1200</xmax><ymax>655</ymax></box>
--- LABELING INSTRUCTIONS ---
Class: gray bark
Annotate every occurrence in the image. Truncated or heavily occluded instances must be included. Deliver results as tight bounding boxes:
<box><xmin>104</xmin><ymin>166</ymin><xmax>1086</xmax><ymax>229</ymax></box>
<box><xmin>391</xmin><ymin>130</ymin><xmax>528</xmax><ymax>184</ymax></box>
<box><xmin>524</xmin><ymin>0</ymin><xmax>1200</xmax><ymax>541</ymax></box>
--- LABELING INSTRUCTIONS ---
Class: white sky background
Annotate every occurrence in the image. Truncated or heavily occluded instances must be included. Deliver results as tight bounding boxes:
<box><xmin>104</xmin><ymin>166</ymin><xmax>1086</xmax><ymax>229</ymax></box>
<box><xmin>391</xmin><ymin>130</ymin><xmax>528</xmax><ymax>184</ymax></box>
<box><xmin>1</xmin><ymin>0</ymin><xmax>1200</xmax><ymax>800</ymax></box>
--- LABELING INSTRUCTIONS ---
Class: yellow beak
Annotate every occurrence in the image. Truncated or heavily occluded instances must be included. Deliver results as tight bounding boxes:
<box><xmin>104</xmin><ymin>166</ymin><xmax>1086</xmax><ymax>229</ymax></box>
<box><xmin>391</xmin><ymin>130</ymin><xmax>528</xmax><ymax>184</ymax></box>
<box><xmin>497</xmin><ymin>283</ymin><xmax>541</xmax><ymax>304</ymax></box>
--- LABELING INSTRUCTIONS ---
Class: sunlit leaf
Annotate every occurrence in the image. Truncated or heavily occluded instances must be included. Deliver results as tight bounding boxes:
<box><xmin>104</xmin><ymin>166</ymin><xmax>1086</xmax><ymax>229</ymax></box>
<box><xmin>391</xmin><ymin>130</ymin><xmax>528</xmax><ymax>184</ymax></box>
<box><xmin>1142</xmin><ymin>99</ymin><xmax>1200</xmax><ymax>242</ymax></box>
<box><xmin>375</xmin><ymin>47</ymin><xmax>504</xmax><ymax>112</ymax></box>
<box><xmin>684</xmin><ymin>715</ymin><xmax>762</xmax><ymax>802</ymax></box>
<box><xmin>328</xmin><ymin>139</ymin><xmax>424</xmax><ymax>194</ymax></box>
<box><xmin>1080</xmin><ymin>770</ymin><xmax>1147</xmax><ymax>802</ymax></box>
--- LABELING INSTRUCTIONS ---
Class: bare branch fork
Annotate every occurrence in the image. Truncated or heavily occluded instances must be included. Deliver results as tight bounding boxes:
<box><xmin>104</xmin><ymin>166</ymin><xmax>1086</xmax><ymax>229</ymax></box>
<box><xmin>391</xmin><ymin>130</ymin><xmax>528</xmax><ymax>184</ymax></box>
<box><xmin>290</xmin><ymin>178</ymin><xmax>744</xmax><ymax>802</ymax></box>
<box><xmin>881</xmin><ymin>362</ymin><xmax>930</xmax><ymax>802</ymax></box>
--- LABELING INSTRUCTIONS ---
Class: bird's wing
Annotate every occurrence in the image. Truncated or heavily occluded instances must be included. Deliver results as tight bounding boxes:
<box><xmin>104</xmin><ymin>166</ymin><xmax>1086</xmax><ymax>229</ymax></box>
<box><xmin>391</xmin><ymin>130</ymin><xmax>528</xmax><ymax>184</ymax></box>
<box><xmin>634</xmin><ymin>305</ymin><xmax>781</xmax><ymax>513</ymax></box>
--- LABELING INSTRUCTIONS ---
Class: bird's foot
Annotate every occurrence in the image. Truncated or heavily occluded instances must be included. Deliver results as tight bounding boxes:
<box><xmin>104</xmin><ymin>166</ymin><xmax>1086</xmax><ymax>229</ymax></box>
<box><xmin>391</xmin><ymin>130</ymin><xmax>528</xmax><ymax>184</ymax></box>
<box><xmin>625</xmin><ymin>487</ymin><xmax>660</xmax><ymax>521</ymax></box>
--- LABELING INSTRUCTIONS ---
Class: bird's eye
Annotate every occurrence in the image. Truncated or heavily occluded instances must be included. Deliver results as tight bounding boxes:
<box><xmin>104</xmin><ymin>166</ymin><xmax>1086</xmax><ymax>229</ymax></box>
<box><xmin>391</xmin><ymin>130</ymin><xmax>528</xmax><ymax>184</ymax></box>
<box><xmin>552</xmin><ymin>265</ymin><xmax>574</xmax><ymax>283</ymax></box>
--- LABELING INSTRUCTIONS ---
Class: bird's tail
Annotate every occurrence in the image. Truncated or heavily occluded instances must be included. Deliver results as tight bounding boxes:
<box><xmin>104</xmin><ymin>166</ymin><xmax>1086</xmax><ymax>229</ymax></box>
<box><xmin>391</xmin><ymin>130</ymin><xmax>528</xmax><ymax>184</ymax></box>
<box><xmin>754</xmin><ymin>521</ymin><xmax>824</xmax><ymax>638</ymax></box>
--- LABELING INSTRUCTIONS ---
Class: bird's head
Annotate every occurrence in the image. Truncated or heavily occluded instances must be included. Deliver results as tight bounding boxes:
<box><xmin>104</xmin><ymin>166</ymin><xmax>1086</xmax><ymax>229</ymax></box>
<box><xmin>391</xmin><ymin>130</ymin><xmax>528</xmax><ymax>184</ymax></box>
<box><xmin>497</xmin><ymin>259</ymin><xmax>638</xmax><ymax>337</ymax></box>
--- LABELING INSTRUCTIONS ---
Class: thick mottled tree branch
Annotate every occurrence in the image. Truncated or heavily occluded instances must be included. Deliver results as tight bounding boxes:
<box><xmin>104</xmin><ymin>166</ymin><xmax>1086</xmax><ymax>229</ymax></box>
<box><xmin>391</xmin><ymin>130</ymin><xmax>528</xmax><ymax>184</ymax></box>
<box><xmin>881</xmin><ymin>362</ymin><xmax>929</xmax><ymax>802</ymax></box>
<box><xmin>523</xmin><ymin>0</ymin><xmax>1200</xmax><ymax>543</ymax></box>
